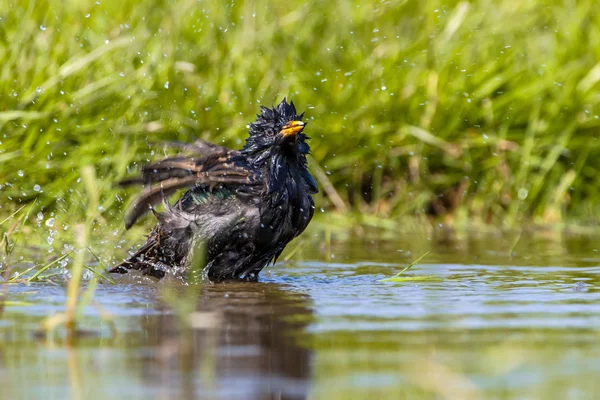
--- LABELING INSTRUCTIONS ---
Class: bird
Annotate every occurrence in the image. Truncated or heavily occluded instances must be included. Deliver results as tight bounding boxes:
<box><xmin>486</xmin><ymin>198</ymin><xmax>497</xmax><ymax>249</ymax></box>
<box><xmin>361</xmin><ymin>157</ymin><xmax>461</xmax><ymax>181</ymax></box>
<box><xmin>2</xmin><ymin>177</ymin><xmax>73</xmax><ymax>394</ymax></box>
<box><xmin>109</xmin><ymin>98</ymin><xmax>318</xmax><ymax>282</ymax></box>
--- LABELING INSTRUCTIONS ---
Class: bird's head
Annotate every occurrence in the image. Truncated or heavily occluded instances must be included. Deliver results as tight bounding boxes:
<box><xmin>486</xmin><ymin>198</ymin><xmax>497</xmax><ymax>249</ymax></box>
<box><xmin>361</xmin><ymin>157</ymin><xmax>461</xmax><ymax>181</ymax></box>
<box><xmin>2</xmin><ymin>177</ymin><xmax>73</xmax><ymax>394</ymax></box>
<box><xmin>243</xmin><ymin>98</ymin><xmax>311</xmax><ymax>160</ymax></box>
<box><xmin>243</xmin><ymin>98</ymin><xmax>318</xmax><ymax>194</ymax></box>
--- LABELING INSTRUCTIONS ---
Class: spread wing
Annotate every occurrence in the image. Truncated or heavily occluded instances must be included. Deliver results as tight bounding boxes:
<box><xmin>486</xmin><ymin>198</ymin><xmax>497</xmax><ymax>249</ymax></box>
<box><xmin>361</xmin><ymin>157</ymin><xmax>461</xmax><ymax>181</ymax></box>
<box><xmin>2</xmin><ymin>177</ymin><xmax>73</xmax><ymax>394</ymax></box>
<box><xmin>121</xmin><ymin>140</ymin><xmax>262</xmax><ymax>229</ymax></box>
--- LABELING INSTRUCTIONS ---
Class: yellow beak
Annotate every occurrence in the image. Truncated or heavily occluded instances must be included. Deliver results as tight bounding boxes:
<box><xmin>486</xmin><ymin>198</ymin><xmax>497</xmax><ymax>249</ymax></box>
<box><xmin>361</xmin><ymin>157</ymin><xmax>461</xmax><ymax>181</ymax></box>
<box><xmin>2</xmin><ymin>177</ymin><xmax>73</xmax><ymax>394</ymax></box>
<box><xmin>280</xmin><ymin>120</ymin><xmax>305</xmax><ymax>137</ymax></box>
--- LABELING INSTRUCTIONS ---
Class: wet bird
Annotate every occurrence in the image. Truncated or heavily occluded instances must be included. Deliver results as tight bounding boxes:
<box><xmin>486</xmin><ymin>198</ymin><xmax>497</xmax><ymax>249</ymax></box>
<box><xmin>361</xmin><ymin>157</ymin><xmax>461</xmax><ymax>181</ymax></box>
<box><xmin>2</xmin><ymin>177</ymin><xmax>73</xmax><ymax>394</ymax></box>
<box><xmin>110</xmin><ymin>98</ymin><xmax>318</xmax><ymax>281</ymax></box>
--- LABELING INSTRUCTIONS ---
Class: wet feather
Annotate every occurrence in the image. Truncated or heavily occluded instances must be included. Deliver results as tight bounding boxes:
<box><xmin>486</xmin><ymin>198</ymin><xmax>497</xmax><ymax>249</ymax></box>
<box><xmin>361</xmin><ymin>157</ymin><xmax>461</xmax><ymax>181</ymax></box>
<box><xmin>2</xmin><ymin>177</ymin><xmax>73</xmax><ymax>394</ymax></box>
<box><xmin>112</xmin><ymin>98</ymin><xmax>318</xmax><ymax>282</ymax></box>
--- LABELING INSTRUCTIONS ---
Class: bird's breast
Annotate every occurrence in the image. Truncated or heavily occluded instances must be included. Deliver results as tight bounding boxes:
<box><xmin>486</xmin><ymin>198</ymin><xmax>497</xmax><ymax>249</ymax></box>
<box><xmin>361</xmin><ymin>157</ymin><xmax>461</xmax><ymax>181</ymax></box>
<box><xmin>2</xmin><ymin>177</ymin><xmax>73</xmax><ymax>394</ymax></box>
<box><xmin>257</xmin><ymin>177</ymin><xmax>313</xmax><ymax>248</ymax></box>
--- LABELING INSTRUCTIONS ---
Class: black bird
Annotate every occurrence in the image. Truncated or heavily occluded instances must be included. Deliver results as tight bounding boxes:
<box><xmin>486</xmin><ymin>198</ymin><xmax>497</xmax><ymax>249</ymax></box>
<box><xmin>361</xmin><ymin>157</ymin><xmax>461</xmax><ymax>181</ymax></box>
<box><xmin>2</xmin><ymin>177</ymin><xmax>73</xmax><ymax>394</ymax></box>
<box><xmin>110</xmin><ymin>98</ymin><xmax>318</xmax><ymax>281</ymax></box>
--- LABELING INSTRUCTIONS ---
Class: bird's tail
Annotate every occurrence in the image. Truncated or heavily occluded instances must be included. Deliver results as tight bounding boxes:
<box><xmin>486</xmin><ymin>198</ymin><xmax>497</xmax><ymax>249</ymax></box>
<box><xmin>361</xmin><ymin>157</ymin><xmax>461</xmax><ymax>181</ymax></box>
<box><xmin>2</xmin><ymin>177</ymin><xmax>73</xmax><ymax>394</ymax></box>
<box><xmin>108</xmin><ymin>226</ymin><xmax>171</xmax><ymax>279</ymax></box>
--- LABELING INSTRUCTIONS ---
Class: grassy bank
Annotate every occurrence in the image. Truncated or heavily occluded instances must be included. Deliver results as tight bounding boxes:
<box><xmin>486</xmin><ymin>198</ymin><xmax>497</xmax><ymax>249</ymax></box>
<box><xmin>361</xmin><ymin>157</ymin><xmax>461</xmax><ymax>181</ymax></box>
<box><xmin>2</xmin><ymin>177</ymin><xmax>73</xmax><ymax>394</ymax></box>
<box><xmin>1</xmin><ymin>0</ymin><xmax>600</xmax><ymax>237</ymax></box>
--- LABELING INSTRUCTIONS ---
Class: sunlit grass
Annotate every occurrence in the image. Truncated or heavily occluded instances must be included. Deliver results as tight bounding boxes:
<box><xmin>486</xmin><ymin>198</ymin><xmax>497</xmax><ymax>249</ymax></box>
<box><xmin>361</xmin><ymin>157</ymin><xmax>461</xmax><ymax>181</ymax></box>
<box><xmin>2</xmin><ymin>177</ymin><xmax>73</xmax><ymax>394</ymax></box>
<box><xmin>0</xmin><ymin>0</ymin><xmax>599</xmax><ymax>236</ymax></box>
<box><xmin>0</xmin><ymin>301</ymin><xmax>33</xmax><ymax>307</ymax></box>
<box><xmin>0</xmin><ymin>166</ymin><xmax>115</xmax><ymax>338</ymax></box>
<box><xmin>8</xmin><ymin>250</ymin><xmax>72</xmax><ymax>283</ymax></box>
<box><xmin>378</xmin><ymin>250</ymin><xmax>442</xmax><ymax>282</ymax></box>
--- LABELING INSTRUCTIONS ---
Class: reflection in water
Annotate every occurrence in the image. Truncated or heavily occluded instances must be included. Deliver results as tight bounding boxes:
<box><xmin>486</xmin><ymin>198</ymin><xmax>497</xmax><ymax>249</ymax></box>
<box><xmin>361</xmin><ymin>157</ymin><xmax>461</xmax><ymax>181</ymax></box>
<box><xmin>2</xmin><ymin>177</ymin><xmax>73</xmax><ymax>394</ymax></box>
<box><xmin>137</xmin><ymin>282</ymin><xmax>313</xmax><ymax>400</ymax></box>
<box><xmin>0</xmin><ymin>280</ymin><xmax>313</xmax><ymax>400</ymax></box>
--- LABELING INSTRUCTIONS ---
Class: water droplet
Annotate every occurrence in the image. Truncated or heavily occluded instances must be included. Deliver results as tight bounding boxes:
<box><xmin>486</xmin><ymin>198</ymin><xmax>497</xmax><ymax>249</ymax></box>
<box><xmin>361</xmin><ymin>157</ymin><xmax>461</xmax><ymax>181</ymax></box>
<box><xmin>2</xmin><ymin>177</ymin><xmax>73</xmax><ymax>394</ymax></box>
<box><xmin>85</xmin><ymin>13</ymin><xmax>90</xmax><ymax>18</ymax></box>
<box><xmin>164</xmin><ymin>81</ymin><xmax>169</xmax><ymax>89</ymax></box>
<box><xmin>45</xmin><ymin>218</ymin><xmax>55</xmax><ymax>227</ymax></box>
<box><xmin>17</xmin><ymin>170</ymin><xmax>24</xmax><ymax>177</ymax></box>
<box><xmin>40</xmin><ymin>25</ymin><xmax>46</xmax><ymax>31</ymax></box>
<box><xmin>518</xmin><ymin>188</ymin><xmax>528</xmax><ymax>200</ymax></box>
<box><xmin>119</xmin><ymin>72</ymin><xmax>125</xmax><ymax>77</ymax></box>
<box><xmin>36</xmin><ymin>87</ymin><xmax>42</xmax><ymax>93</ymax></box>
<box><xmin>33</xmin><ymin>184</ymin><xmax>41</xmax><ymax>192</ymax></box>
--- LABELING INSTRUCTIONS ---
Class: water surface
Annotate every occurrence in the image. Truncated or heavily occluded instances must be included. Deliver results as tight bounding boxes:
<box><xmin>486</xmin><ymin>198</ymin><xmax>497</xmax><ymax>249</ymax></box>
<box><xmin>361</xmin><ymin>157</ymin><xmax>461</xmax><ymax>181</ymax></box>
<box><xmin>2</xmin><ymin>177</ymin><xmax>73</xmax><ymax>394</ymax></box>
<box><xmin>2</xmin><ymin>231</ymin><xmax>600</xmax><ymax>399</ymax></box>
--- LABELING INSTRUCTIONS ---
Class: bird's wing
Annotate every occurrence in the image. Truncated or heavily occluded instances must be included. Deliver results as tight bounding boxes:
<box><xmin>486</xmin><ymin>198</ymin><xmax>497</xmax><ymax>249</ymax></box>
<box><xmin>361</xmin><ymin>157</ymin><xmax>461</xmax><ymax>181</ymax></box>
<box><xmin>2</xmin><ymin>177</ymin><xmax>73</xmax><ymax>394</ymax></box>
<box><xmin>155</xmin><ymin>138</ymin><xmax>233</xmax><ymax>157</ymax></box>
<box><xmin>122</xmin><ymin>147</ymin><xmax>262</xmax><ymax>229</ymax></box>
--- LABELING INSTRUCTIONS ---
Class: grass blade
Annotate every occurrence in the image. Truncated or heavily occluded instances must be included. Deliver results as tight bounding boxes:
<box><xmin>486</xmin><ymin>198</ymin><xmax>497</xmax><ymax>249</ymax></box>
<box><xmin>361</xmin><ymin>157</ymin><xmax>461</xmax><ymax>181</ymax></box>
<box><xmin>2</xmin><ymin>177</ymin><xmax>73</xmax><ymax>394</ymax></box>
<box><xmin>379</xmin><ymin>251</ymin><xmax>432</xmax><ymax>282</ymax></box>
<box><xmin>0</xmin><ymin>204</ymin><xmax>27</xmax><ymax>226</ymax></box>
<box><xmin>25</xmin><ymin>251</ymin><xmax>73</xmax><ymax>283</ymax></box>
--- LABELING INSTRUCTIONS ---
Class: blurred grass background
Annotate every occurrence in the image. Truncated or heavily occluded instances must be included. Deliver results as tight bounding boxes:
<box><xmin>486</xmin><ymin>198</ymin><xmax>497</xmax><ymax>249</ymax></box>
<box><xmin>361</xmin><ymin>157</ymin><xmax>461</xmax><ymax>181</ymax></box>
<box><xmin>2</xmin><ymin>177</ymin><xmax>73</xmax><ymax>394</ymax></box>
<box><xmin>1</xmin><ymin>0</ymin><xmax>600</xmax><ymax>237</ymax></box>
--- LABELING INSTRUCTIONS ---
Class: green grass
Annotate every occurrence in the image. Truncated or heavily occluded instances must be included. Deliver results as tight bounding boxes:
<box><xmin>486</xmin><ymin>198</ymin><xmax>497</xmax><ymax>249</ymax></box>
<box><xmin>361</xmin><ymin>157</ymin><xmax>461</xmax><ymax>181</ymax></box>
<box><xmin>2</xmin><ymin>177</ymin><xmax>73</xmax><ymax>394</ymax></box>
<box><xmin>378</xmin><ymin>250</ymin><xmax>441</xmax><ymax>282</ymax></box>
<box><xmin>0</xmin><ymin>164</ymin><xmax>112</xmax><ymax>337</ymax></box>
<box><xmin>1</xmin><ymin>0</ymin><xmax>600</xmax><ymax>241</ymax></box>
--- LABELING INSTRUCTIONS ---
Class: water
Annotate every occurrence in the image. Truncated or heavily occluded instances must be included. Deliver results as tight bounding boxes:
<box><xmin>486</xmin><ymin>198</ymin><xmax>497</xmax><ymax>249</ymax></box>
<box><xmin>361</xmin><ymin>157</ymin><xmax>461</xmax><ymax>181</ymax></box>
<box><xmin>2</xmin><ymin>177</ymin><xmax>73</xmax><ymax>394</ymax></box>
<box><xmin>2</xmin><ymin>231</ymin><xmax>600</xmax><ymax>399</ymax></box>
